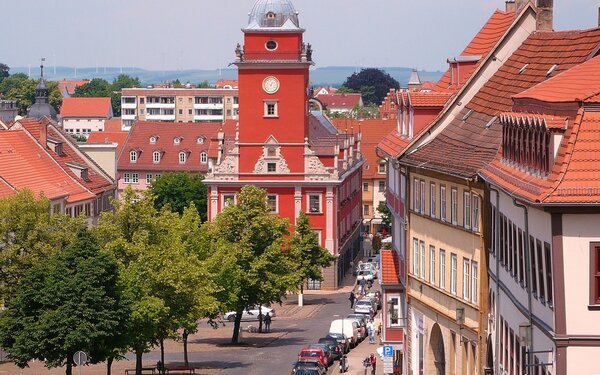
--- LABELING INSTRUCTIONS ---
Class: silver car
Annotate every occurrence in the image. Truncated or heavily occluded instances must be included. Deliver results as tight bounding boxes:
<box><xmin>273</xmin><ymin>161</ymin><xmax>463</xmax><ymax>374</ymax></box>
<box><xmin>353</xmin><ymin>298</ymin><xmax>375</xmax><ymax>315</ymax></box>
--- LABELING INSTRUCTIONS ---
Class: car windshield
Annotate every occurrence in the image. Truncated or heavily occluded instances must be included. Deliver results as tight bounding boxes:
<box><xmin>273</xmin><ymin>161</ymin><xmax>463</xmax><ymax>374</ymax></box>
<box><xmin>357</xmin><ymin>300</ymin><xmax>371</xmax><ymax>305</ymax></box>
<box><xmin>302</xmin><ymin>351</ymin><xmax>319</xmax><ymax>357</ymax></box>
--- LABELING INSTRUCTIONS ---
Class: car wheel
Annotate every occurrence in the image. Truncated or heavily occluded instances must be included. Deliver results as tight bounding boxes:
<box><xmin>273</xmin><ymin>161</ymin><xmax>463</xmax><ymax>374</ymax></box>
<box><xmin>227</xmin><ymin>315</ymin><xmax>236</xmax><ymax>322</ymax></box>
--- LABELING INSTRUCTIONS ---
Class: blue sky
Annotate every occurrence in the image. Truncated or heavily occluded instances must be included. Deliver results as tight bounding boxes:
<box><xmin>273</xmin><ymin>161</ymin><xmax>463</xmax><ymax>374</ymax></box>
<box><xmin>1</xmin><ymin>0</ymin><xmax>598</xmax><ymax>72</ymax></box>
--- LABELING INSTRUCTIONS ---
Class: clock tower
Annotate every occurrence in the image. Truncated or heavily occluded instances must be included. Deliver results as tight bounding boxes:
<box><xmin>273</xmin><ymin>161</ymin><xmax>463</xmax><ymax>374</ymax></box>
<box><xmin>205</xmin><ymin>0</ymin><xmax>364</xmax><ymax>290</ymax></box>
<box><xmin>234</xmin><ymin>0</ymin><xmax>313</xmax><ymax>175</ymax></box>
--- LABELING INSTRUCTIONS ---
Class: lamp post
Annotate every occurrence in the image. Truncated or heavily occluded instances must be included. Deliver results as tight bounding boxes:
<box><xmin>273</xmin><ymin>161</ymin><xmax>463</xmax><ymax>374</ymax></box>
<box><xmin>456</xmin><ymin>306</ymin><xmax>465</xmax><ymax>345</ymax></box>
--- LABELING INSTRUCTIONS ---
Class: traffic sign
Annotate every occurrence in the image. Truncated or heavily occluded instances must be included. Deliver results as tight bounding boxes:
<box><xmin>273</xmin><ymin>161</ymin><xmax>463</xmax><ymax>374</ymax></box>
<box><xmin>383</xmin><ymin>345</ymin><xmax>394</xmax><ymax>357</ymax></box>
<box><xmin>73</xmin><ymin>350</ymin><xmax>88</xmax><ymax>366</ymax></box>
<box><xmin>383</xmin><ymin>356</ymin><xmax>394</xmax><ymax>372</ymax></box>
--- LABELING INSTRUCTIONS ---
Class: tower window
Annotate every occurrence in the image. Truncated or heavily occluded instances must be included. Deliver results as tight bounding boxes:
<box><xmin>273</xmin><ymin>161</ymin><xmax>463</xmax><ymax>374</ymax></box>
<box><xmin>267</xmin><ymin>163</ymin><xmax>277</xmax><ymax>172</ymax></box>
<box><xmin>266</xmin><ymin>12</ymin><xmax>276</xmax><ymax>19</ymax></box>
<box><xmin>266</xmin><ymin>40</ymin><xmax>278</xmax><ymax>50</ymax></box>
<box><xmin>264</xmin><ymin>101</ymin><xmax>278</xmax><ymax>117</ymax></box>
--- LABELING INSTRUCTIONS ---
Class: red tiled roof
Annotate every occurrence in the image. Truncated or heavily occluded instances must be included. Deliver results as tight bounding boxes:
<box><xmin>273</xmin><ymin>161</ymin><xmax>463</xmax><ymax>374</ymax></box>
<box><xmin>408</xmin><ymin>91</ymin><xmax>453</xmax><ymax>107</ymax></box>
<box><xmin>434</xmin><ymin>10</ymin><xmax>515</xmax><ymax>92</ymax></box>
<box><xmin>60</xmin><ymin>97</ymin><xmax>112</xmax><ymax>118</ymax></box>
<box><xmin>103</xmin><ymin>118</ymin><xmax>122</xmax><ymax>132</ymax></box>
<box><xmin>0</xmin><ymin>130</ymin><xmax>91</xmax><ymax>201</ymax></box>
<box><xmin>318</xmin><ymin>93</ymin><xmax>362</xmax><ymax>110</ymax></box>
<box><xmin>378</xmin><ymin>131</ymin><xmax>410</xmax><ymax>158</ymax></box>
<box><xmin>403</xmin><ymin>28</ymin><xmax>600</xmax><ymax>178</ymax></box>
<box><xmin>0</xmin><ymin>177</ymin><xmax>15</xmax><ymax>197</ymax></box>
<box><xmin>215</xmin><ymin>79</ymin><xmax>238</xmax><ymax>88</ymax></box>
<box><xmin>87</xmin><ymin>131</ymin><xmax>129</xmax><ymax>156</ymax></box>
<box><xmin>420</xmin><ymin>81</ymin><xmax>436</xmax><ymax>91</ymax></box>
<box><xmin>57</xmin><ymin>80</ymin><xmax>89</xmax><ymax>97</ymax></box>
<box><xmin>117</xmin><ymin>120</ymin><xmax>236</xmax><ymax>172</ymax></box>
<box><xmin>331</xmin><ymin>119</ymin><xmax>396</xmax><ymax>179</ymax></box>
<box><xmin>513</xmin><ymin>55</ymin><xmax>600</xmax><ymax>103</ymax></box>
<box><xmin>381</xmin><ymin>249</ymin><xmax>401</xmax><ymax>285</ymax></box>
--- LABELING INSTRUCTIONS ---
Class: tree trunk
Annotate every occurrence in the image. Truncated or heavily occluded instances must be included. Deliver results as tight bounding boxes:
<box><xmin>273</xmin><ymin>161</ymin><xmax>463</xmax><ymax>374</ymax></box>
<box><xmin>231</xmin><ymin>309</ymin><xmax>243</xmax><ymax>344</ymax></box>
<box><xmin>160</xmin><ymin>338</ymin><xmax>165</xmax><ymax>375</ymax></box>
<box><xmin>258</xmin><ymin>305</ymin><xmax>263</xmax><ymax>333</ymax></box>
<box><xmin>106</xmin><ymin>356</ymin><xmax>113</xmax><ymax>375</ymax></box>
<box><xmin>66</xmin><ymin>354</ymin><xmax>73</xmax><ymax>375</ymax></box>
<box><xmin>183</xmin><ymin>329</ymin><xmax>189</xmax><ymax>367</ymax></box>
<box><xmin>135</xmin><ymin>348</ymin><xmax>144</xmax><ymax>375</ymax></box>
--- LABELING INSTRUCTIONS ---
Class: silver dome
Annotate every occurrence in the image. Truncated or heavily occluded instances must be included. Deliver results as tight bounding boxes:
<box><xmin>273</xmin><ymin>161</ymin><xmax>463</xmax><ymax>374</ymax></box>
<box><xmin>247</xmin><ymin>0</ymin><xmax>300</xmax><ymax>29</ymax></box>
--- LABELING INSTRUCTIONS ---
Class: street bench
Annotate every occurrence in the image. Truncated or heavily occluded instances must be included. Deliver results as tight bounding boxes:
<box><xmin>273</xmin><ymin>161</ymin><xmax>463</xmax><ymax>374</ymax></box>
<box><xmin>165</xmin><ymin>366</ymin><xmax>195</xmax><ymax>374</ymax></box>
<box><xmin>124</xmin><ymin>367</ymin><xmax>156</xmax><ymax>375</ymax></box>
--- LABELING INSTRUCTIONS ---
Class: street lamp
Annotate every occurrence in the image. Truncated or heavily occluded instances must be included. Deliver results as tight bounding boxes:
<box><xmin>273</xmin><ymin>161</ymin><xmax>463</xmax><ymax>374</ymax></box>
<box><xmin>456</xmin><ymin>306</ymin><xmax>465</xmax><ymax>344</ymax></box>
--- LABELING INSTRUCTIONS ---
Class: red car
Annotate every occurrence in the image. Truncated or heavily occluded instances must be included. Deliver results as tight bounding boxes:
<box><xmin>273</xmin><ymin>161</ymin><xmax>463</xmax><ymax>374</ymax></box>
<box><xmin>298</xmin><ymin>348</ymin><xmax>327</xmax><ymax>367</ymax></box>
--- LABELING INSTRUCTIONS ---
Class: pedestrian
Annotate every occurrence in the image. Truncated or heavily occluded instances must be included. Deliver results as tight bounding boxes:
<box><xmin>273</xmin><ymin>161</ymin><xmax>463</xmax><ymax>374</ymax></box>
<box><xmin>367</xmin><ymin>320</ymin><xmax>375</xmax><ymax>344</ymax></box>
<box><xmin>369</xmin><ymin>353</ymin><xmax>377</xmax><ymax>375</ymax></box>
<box><xmin>264</xmin><ymin>312</ymin><xmax>272</xmax><ymax>333</ymax></box>
<box><xmin>362</xmin><ymin>356</ymin><xmax>371</xmax><ymax>375</ymax></box>
<box><xmin>349</xmin><ymin>290</ymin><xmax>356</xmax><ymax>309</ymax></box>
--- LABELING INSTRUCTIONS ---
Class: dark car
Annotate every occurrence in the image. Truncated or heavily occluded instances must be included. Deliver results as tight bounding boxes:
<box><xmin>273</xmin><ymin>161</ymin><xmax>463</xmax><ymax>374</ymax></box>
<box><xmin>318</xmin><ymin>337</ymin><xmax>342</xmax><ymax>360</ymax></box>
<box><xmin>325</xmin><ymin>333</ymin><xmax>350</xmax><ymax>354</ymax></box>
<box><xmin>291</xmin><ymin>359</ymin><xmax>326</xmax><ymax>375</ymax></box>
<box><xmin>307</xmin><ymin>343</ymin><xmax>334</xmax><ymax>366</ymax></box>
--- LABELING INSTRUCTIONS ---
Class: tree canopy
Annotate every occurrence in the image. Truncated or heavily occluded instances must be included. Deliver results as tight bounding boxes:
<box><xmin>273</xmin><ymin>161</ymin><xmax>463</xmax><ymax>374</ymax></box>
<box><xmin>0</xmin><ymin>226</ymin><xmax>129</xmax><ymax>375</ymax></box>
<box><xmin>0</xmin><ymin>73</ymin><xmax>62</xmax><ymax>114</ymax></box>
<box><xmin>0</xmin><ymin>63</ymin><xmax>9</xmax><ymax>81</ymax></box>
<box><xmin>149</xmin><ymin>172</ymin><xmax>207</xmax><ymax>221</ymax></box>
<box><xmin>204</xmin><ymin>185</ymin><xmax>299</xmax><ymax>343</ymax></box>
<box><xmin>377</xmin><ymin>201</ymin><xmax>392</xmax><ymax>234</ymax></box>
<box><xmin>341</xmin><ymin>68</ymin><xmax>399</xmax><ymax>105</ymax></box>
<box><xmin>72</xmin><ymin>75</ymin><xmax>140</xmax><ymax>116</ymax></box>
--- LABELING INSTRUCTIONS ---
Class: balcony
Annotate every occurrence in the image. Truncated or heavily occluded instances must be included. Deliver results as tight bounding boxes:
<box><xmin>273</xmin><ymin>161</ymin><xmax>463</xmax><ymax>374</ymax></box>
<box><xmin>194</xmin><ymin>115</ymin><xmax>224</xmax><ymax>122</ymax></box>
<box><xmin>146</xmin><ymin>114</ymin><xmax>175</xmax><ymax>121</ymax></box>
<box><xmin>145</xmin><ymin>102</ymin><xmax>175</xmax><ymax>109</ymax></box>
<box><xmin>193</xmin><ymin>103</ymin><xmax>224</xmax><ymax>109</ymax></box>
<box><xmin>122</xmin><ymin>113</ymin><xmax>136</xmax><ymax>120</ymax></box>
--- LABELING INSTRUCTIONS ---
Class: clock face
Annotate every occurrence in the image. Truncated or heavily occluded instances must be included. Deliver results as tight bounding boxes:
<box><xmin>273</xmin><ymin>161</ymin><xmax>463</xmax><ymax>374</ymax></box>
<box><xmin>263</xmin><ymin>76</ymin><xmax>280</xmax><ymax>94</ymax></box>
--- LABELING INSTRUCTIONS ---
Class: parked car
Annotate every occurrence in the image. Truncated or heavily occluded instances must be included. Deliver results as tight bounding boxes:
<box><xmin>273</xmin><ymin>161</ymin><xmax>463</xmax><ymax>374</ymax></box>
<box><xmin>356</xmin><ymin>269</ymin><xmax>375</xmax><ymax>283</ymax></box>
<box><xmin>298</xmin><ymin>348</ymin><xmax>328</xmax><ymax>367</ymax></box>
<box><xmin>329</xmin><ymin>319</ymin><xmax>360</xmax><ymax>348</ymax></box>
<box><xmin>344</xmin><ymin>317</ymin><xmax>366</xmax><ymax>341</ymax></box>
<box><xmin>223</xmin><ymin>305</ymin><xmax>275</xmax><ymax>322</ymax></box>
<box><xmin>291</xmin><ymin>359</ymin><xmax>326</xmax><ymax>375</ymax></box>
<box><xmin>318</xmin><ymin>337</ymin><xmax>342</xmax><ymax>360</ymax></box>
<box><xmin>294</xmin><ymin>370</ymin><xmax>321</xmax><ymax>375</ymax></box>
<box><xmin>354</xmin><ymin>298</ymin><xmax>375</xmax><ymax>316</ymax></box>
<box><xmin>325</xmin><ymin>333</ymin><xmax>350</xmax><ymax>354</ymax></box>
<box><xmin>346</xmin><ymin>313</ymin><xmax>368</xmax><ymax>328</ymax></box>
<box><xmin>357</xmin><ymin>262</ymin><xmax>377</xmax><ymax>275</ymax></box>
<box><xmin>307</xmin><ymin>343</ymin><xmax>334</xmax><ymax>366</ymax></box>
<box><xmin>365</xmin><ymin>291</ymin><xmax>382</xmax><ymax>310</ymax></box>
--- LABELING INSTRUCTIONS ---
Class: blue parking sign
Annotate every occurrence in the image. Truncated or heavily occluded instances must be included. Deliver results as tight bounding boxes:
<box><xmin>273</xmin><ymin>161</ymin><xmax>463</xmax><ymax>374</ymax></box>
<box><xmin>383</xmin><ymin>345</ymin><xmax>394</xmax><ymax>357</ymax></box>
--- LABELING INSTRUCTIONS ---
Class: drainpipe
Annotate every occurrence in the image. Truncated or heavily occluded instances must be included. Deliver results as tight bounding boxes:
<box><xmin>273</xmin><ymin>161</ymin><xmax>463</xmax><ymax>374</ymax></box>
<box><xmin>512</xmin><ymin>198</ymin><xmax>534</xmax><ymax>375</ymax></box>
<box><xmin>488</xmin><ymin>184</ymin><xmax>501</xmax><ymax>375</ymax></box>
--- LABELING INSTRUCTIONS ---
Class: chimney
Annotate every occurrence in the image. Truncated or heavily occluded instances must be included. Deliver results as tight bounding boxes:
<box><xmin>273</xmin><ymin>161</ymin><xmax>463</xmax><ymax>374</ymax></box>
<box><xmin>536</xmin><ymin>0</ymin><xmax>553</xmax><ymax>31</ymax></box>
<box><xmin>598</xmin><ymin>7</ymin><xmax>600</xmax><ymax>27</ymax></box>
<box><xmin>506</xmin><ymin>0</ymin><xmax>516</xmax><ymax>12</ymax></box>
<box><xmin>514</xmin><ymin>0</ymin><xmax>530</xmax><ymax>13</ymax></box>
<box><xmin>40</xmin><ymin>121</ymin><xmax>47</xmax><ymax>147</ymax></box>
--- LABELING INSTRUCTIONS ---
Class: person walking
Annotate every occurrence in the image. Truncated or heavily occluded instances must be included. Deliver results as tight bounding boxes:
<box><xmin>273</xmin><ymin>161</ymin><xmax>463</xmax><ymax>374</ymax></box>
<box><xmin>362</xmin><ymin>356</ymin><xmax>371</xmax><ymax>375</ymax></box>
<box><xmin>349</xmin><ymin>290</ymin><xmax>356</xmax><ymax>309</ymax></box>
<box><xmin>264</xmin><ymin>312</ymin><xmax>272</xmax><ymax>333</ymax></box>
<box><xmin>369</xmin><ymin>353</ymin><xmax>377</xmax><ymax>375</ymax></box>
<box><xmin>367</xmin><ymin>320</ymin><xmax>375</xmax><ymax>344</ymax></box>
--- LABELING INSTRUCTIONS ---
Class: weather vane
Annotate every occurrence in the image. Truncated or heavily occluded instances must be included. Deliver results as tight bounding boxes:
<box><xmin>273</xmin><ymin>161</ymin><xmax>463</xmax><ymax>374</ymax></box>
<box><xmin>40</xmin><ymin>57</ymin><xmax>46</xmax><ymax>78</ymax></box>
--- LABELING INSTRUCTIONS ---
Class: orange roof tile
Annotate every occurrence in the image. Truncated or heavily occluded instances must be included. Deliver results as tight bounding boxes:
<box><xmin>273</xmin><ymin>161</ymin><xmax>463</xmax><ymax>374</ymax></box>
<box><xmin>408</xmin><ymin>91</ymin><xmax>453</xmax><ymax>107</ymax></box>
<box><xmin>513</xmin><ymin>55</ymin><xmax>600</xmax><ymax>103</ymax></box>
<box><xmin>60</xmin><ymin>97</ymin><xmax>112</xmax><ymax>118</ymax></box>
<box><xmin>434</xmin><ymin>9</ymin><xmax>515</xmax><ymax>92</ymax></box>
<box><xmin>318</xmin><ymin>94</ymin><xmax>362</xmax><ymax>110</ymax></box>
<box><xmin>331</xmin><ymin>118</ymin><xmax>396</xmax><ymax>179</ymax></box>
<box><xmin>0</xmin><ymin>177</ymin><xmax>15</xmax><ymax>198</ymax></box>
<box><xmin>57</xmin><ymin>80</ymin><xmax>90</xmax><ymax>97</ymax></box>
<box><xmin>0</xmin><ymin>131</ymin><xmax>90</xmax><ymax>201</ymax></box>
<box><xmin>378</xmin><ymin>131</ymin><xmax>410</xmax><ymax>158</ymax></box>
<box><xmin>381</xmin><ymin>249</ymin><xmax>402</xmax><ymax>285</ymax></box>
<box><xmin>215</xmin><ymin>79</ymin><xmax>238</xmax><ymax>88</ymax></box>
<box><xmin>103</xmin><ymin>118</ymin><xmax>122</xmax><ymax>132</ymax></box>
<box><xmin>118</xmin><ymin>120</ymin><xmax>237</xmax><ymax>172</ymax></box>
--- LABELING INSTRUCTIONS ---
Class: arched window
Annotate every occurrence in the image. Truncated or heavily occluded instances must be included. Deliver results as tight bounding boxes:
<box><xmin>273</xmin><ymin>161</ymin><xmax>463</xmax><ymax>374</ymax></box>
<box><xmin>179</xmin><ymin>152</ymin><xmax>186</xmax><ymax>164</ymax></box>
<box><xmin>200</xmin><ymin>152</ymin><xmax>207</xmax><ymax>164</ymax></box>
<box><xmin>130</xmin><ymin>150</ymin><xmax>137</xmax><ymax>162</ymax></box>
<box><xmin>153</xmin><ymin>151</ymin><xmax>160</xmax><ymax>164</ymax></box>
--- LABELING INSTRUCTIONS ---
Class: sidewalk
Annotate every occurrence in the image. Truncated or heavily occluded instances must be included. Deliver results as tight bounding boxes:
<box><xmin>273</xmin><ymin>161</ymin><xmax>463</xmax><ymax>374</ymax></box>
<box><xmin>344</xmin><ymin>315</ymin><xmax>384</xmax><ymax>375</ymax></box>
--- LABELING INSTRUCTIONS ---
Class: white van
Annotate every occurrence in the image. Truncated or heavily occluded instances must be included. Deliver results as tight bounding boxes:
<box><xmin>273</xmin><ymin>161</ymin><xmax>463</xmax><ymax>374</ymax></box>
<box><xmin>329</xmin><ymin>319</ymin><xmax>360</xmax><ymax>348</ymax></box>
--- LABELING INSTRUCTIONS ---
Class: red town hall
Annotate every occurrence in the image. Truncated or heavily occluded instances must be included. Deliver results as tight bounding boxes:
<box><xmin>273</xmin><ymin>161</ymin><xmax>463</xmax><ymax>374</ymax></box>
<box><xmin>204</xmin><ymin>0</ymin><xmax>364</xmax><ymax>289</ymax></box>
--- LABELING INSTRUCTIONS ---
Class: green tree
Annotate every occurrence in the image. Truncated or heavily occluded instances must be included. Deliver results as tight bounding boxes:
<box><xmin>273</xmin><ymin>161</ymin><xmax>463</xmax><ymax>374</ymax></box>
<box><xmin>197</xmin><ymin>80</ymin><xmax>211</xmax><ymax>88</ymax></box>
<box><xmin>96</xmin><ymin>188</ymin><xmax>216</xmax><ymax>373</ymax></box>
<box><xmin>72</xmin><ymin>78</ymin><xmax>112</xmax><ymax>97</ymax></box>
<box><xmin>205</xmin><ymin>185</ymin><xmax>298</xmax><ymax>343</ymax></box>
<box><xmin>343</xmin><ymin>68</ymin><xmax>400</xmax><ymax>105</ymax></box>
<box><xmin>376</xmin><ymin>201</ymin><xmax>392</xmax><ymax>234</ymax></box>
<box><xmin>0</xmin><ymin>226</ymin><xmax>129</xmax><ymax>375</ymax></box>
<box><xmin>149</xmin><ymin>172</ymin><xmax>208</xmax><ymax>221</ymax></box>
<box><xmin>0</xmin><ymin>190</ymin><xmax>78</xmax><ymax>303</ymax></box>
<box><xmin>0</xmin><ymin>63</ymin><xmax>9</xmax><ymax>83</ymax></box>
<box><xmin>0</xmin><ymin>73</ymin><xmax>36</xmax><ymax>114</ymax></box>
<box><xmin>289</xmin><ymin>211</ymin><xmax>335</xmax><ymax>306</ymax></box>
<box><xmin>110</xmin><ymin>75</ymin><xmax>141</xmax><ymax>117</ymax></box>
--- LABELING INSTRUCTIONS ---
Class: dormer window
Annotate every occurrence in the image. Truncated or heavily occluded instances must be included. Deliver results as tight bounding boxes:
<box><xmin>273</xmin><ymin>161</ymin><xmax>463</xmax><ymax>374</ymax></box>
<box><xmin>149</xmin><ymin>136</ymin><xmax>158</xmax><ymax>144</ymax></box>
<box><xmin>200</xmin><ymin>152</ymin><xmax>207</xmax><ymax>164</ymax></box>
<box><xmin>66</xmin><ymin>162</ymin><xmax>89</xmax><ymax>182</ymax></box>
<box><xmin>179</xmin><ymin>151</ymin><xmax>187</xmax><ymax>164</ymax></box>
<box><xmin>174</xmin><ymin>137</ymin><xmax>181</xmax><ymax>145</ymax></box>
<box><xmin>153</xmin><ymin>151</ymin><xmax>161</xmax><ymax>164</ymax></box>
<box><xmin>47</xmin><ymin>138</ymin><xmax>64</xmax><ymax>156</ymax></box>
<box><xmin>130</xmin><ymin>150</ymin><xmax>137</xmax><ymax>163</ymax></box>
<box><xmin>197</xmin><ymin>137</ymin><xmax>205</xmax><ymax>144</ymax></box>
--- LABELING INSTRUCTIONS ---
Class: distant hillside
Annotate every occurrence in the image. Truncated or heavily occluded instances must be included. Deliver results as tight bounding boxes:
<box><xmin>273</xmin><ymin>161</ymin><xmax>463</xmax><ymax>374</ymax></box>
<box><xmin>11</xmin><ymin>66</ymin><xmax>443</xmax><ymax>88</ymax></box>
